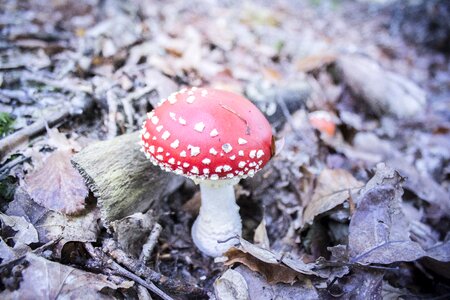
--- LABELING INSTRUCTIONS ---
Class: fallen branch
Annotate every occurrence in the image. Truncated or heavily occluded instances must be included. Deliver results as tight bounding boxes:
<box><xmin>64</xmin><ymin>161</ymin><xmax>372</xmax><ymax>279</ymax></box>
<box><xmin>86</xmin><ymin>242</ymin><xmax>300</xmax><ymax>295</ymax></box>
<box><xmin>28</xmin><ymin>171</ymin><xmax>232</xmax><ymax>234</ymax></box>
<box><xmin>0</xmin><ymin>109</ymin><xmax>69</xmax><ymax>161</ymax></box>
<box><xmin>84</xmin><ymin>243</ymin><xmax>174</xmax><ymax>300</ymax></box>
<box><xmin>102</xmin><ymin>239</ymin><xmax>207</xmax><ymax>297</ymax></box>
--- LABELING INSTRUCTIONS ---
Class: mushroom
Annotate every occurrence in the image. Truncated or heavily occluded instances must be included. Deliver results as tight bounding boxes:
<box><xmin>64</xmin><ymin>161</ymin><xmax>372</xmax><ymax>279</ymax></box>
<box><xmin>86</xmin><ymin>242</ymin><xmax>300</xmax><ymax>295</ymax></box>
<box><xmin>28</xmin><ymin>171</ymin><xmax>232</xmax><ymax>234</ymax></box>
<box><xmin>139</xmin><ymin>87</ymin><xmax>273</xmax><ymax>257</ymax></box>
<box><xmin>308</xmin><ymin>110</ymin><xmax>337</xmax><ymax>137</ymax></box>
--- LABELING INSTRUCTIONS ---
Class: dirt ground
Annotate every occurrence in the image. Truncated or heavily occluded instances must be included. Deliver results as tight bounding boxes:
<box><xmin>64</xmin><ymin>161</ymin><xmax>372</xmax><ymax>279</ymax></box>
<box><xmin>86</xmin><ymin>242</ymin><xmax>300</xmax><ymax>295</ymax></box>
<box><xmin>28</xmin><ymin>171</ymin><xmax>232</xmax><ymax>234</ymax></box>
<box><xmin>0</xmin><ymin>0</ymin><xmax>449</xmax><ymax>299</ymax></box>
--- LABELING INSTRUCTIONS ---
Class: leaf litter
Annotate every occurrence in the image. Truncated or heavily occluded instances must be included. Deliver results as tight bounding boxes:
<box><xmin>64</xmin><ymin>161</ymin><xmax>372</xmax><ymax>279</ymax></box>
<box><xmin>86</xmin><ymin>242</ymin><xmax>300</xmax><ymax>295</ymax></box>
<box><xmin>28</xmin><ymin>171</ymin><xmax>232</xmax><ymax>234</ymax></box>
<box><xmin>0</xmin><ymin>0</ymin><xmax>450</xmax><ymax>299</ymax></box>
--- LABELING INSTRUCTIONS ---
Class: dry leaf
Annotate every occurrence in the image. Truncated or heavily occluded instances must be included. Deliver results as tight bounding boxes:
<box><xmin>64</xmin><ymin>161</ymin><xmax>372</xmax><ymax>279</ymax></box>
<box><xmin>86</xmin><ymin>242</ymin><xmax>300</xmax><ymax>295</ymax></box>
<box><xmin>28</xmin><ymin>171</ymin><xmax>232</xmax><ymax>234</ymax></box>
<box><xmin>25</xmin><ymin>150</ymin><xmax>88</xmax><ymax>215</ymax></box>
<box><xmin>0</xmin><ymin>213</ymin><xmax>38</xmax><ymax>246</ymax></box>
<box><xmin>214</xmin><ymin>269</ymin><xmax>250</xmax><ymax>300</ymax></box>
<box><xmin>253</xmin><ymin>219</ymin><xmax>270</xmax><ymax>249</ymax></box>
<box><xmin>303</xmin><ymin>168</ymin><xmax>363</xmax><ymax>226</ymax></box>
<box><xmin>224</xmin><ymin>247</ymin><xmax>298</xmax><ymax>284</ymax></box>
<box><xmin>349</xmin><ymin>164</ymin><xmax>426</xmax><ymax>265</ymax></box>
<box><xmin>233</xmin><ymin>265</ymin><xmax>319</xmax><ymax>300</ymax></box>
<box><xmin>37</xmin><ymin>208</ymin><xmax>100</xmax><ymax>243</ymax></box>
<box><xmin>1</xmin><ymin>253</ymin><xmax>133</xmax><ymax>299</ymax></box>
<box><xmin>111</xmin><ymin>211</ymin><xmax>155</xmax><ymax>258</ymax></box>
<box><xmin>7</xmin><ymin>187</ymin><xmax>99</xmax><ymax>244</ymax></box>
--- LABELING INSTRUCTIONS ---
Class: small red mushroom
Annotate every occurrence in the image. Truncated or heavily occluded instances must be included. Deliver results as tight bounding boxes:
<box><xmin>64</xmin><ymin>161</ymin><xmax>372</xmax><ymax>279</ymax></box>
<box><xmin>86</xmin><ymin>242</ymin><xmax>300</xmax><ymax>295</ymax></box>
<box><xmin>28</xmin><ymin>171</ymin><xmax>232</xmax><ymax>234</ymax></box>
<box><xmin>140</xmin><ymin>87</ymin><xmax>273</xmax><ymax>256</ymax></box>
<box><xmin>308</xmin><ymin>110</ymin><xmax>337</xmax><ymax>137</ymax></box>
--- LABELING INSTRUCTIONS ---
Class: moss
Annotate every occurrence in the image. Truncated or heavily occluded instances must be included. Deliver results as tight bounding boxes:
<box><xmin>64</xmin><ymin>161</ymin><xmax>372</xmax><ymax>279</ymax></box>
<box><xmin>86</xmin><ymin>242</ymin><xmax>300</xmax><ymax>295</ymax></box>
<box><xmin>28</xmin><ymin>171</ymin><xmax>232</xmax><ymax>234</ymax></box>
<box><xmin>0</xmin><ymin>112</ymin><xmax>14</xmax><ymax>137</ymax></box>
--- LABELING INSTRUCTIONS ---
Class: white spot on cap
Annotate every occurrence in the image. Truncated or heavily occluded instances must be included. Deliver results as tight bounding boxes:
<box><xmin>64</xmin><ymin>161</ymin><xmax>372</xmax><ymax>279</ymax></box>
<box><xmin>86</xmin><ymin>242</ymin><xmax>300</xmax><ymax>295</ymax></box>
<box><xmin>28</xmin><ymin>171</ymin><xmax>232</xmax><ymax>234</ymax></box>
<box><xmin>161</xmin><ymin>131</ymin><xmax>171</xmax><ymax>140</ymax></box>
<box><xmin>209</xmin><ymin>148</ymin><xmax>218</xmax><ymax>155</ymax></box>
<box><xmin>201</xmin><ymin>89</ymin><xmax>208</xmax><ymax>97</ymax></box>
<box><xmin>188</xmin><ymin>145</ymin><xmax>200</xmax><ymax>156</ymax></box>
<box><xmin>248</xmin><ymin>169</ymin><xmax>255</xmax><ymax>176</ymax></box>
<box><xmin>215</xmin><ymin>166</ymin><xmax>223</xmax><ymax>172</ymax></box>
<box><xmin>144</xmin><ymin>132</ymin><xmax>150</xmax><ymax>139</ymax></box>
<box><xmin>179</xmin><ymin>117</ymin><xmax>186</xmax><ymax>125</ymax></box>
<box><xmin>156</xmin><ymin>125</ymin><xmax>163</xmax><ymax>132</ymax></box>
<box><xmin>210</xmin><ymin>129</ymin><xmax>218</xmax><ymax>137</ymax></box>
<box><xmin>230</xmin><ymin>155</ymin><xmax>236</xmax><ymax>160</ymax></box>
<box><xmin>227</xmin><ymin>174</ymin><xmax>234</xmax><ymax>178</ymax></box>
<box><xmin>170</xmin><ymin>139</ymin><xmax>179</xmax><ymax>149</ymax></box>
<box><xmin>183</xmin><ymin>162</ymin><xmax>190</xmax><ymax>168</ymax></box>
<box><xmin>238</xmin><ymin>150</ymin><xmax>244</xmax><ymax>156</ymax></box>
<box><xmin>156</xmin><ymin>155</ymin><xmax>163</xmax><ymax>160</ymax></box>
<box><xmin>169</xmin><ymin>112</ymin><xmax>177</xmax><ymax>120</ymax></box>
<box><xmin>202</xmin><ymin>158</ymin><xmax>211</xmax><ymax>165</ymax></box>
<box><xmin>152</xmin><ymin>136</ymin><xmax>157</xmax><ymax>140</ymax></box>
<box><xmin>222</xmin><ymin>143</ymin><xmax>232</xmax><ymax>153</ymax></box>
<box><xmin>194</xmin><ymin>122</ymin><xmax>205</xmax><ymax>132</ymax></box>
<box><xmin>151</xmin><ymin>116</ymin><xmax>159</xmax><ymax>125</ymax></box>
<box><xmin>203</xmin><ymin>168</ymin><xmax>210</xmax><ymax>174</ymax></box>
<box><xmin>157</xmin><ymin>147</ymin><xmax>164</xmax><ymax>153</ymax></box>
<box><xmin>210</xmin><ymin>174</ymin><xmax>219</xmax><ymax>180</ymax></box>
<box><xmin>168</xmin><ymin>158</ymin><xmax>175</xmax><ymax>164</ymax></box>
<box><xmin>186</xmin><ymin>95</ymin><xmax>195</xmax><ymax>103</ymax></box>
<box><xmin>147</xmin><ymin>111</ymin><xmax>154</xmax><ymax>118</ymax></box>
<box><xmin>168</xmin><ymin>94</ymin><xmax>177</xmax><ymax>104</ymax></box>
<box><xmin>149</xmin><ymin>146</ymin><xmax>155</xmax><ymax>153</ymax></box>
<box><xmin>191</xmin><ymin>87</ymin><xmax>198</xmax><ymax>91</ymax></box>
<box><xmin>191</xmin><ymin>166</ymin><xmax>199</xmax><ymax>174</ymax></box>
<box><xmin>249</xmin><ymin>150</ymin><xmax>256</xmax><ymax>158</ymax></box>
<box><xmin>223</xmin><ymin>165</ymin><xmax>232</xmax><ymax>172</ymax></box>
<box><xmin>180</xmin><ymin>150</ymin><xmax>187</xmax><ymax>157</ymax></box>
<box><xmin>238</xmin><ymin>161</ymin><xmax>246</xmax><ymax>168</ymax></box>
<box><xmin>238</xmin><ymin>138</ymin><xmax>247</xmax><ymax>145</ymax></box>
<box><xmin>256</xmin><ymin>150</ymin><xmax>264</xmax><ymax>159</ymax></box>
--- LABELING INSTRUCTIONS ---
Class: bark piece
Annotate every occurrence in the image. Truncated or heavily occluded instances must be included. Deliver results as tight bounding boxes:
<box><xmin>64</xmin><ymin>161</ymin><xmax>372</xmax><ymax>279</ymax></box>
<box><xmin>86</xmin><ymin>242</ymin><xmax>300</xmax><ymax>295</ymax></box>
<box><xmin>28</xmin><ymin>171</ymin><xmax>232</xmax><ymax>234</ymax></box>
<box><xmin>71</xmin><ymin>132</ymin><xmax>184</xmax><ymax>224</ymax></box>
<box><xmin>337</xmin><ymin>54</ymin><xmax>426</xmax><ymax>118</ymax></box>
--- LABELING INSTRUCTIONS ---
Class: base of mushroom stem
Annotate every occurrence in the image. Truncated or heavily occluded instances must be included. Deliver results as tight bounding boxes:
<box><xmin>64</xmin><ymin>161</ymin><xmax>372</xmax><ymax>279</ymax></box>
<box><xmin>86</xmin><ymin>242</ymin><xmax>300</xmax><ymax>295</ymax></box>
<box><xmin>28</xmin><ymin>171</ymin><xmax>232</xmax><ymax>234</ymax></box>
<box><xmin>191</xmin><ymin>217</ymin><xmax>242</xmax><ymax>257</ymax></box>
<box><xmin>191</xmin><ymin>178</ymin><xmax>242</xmax><ymax>257</ymax></box>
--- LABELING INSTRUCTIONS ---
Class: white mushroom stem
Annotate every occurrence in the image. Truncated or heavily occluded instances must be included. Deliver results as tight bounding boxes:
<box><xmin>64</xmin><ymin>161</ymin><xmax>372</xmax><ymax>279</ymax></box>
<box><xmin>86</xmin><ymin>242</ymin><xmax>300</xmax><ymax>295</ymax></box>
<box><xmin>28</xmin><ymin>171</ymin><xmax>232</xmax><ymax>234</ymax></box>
<box><xmin>191</xmin><ymin>178</ymin><xmax>242</xmax><ymax>257</ymax></box>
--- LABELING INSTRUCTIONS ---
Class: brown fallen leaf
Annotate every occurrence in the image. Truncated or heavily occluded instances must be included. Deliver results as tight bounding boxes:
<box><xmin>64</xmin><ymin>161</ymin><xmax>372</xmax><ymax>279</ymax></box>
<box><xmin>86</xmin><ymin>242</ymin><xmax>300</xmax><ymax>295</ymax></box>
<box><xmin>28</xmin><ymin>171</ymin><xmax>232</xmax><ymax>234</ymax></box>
<box><xmin>349</xmin><ymin>164</ymin><xmax>427</xmax><ymax>265</ymax></box>
<box><xmin>25</xmin><ymin>149</ymin><xmax>88</xmax><ymax>215</ymax></box>
<box><xmin>303</xmin><ymin>168</ymin><xmax>363</xmax><ymax>226</ymax></box>
<box><xmin>1</xmin><ymin>253</ymin><xmax>133</xmax><ymax>299</ymax></box>
<box><xmin>7</xmin><ymin>187</ymin><xmax>99</xmax><ymax>244</ymax></box>
<box><xmin>223</xmin><ymin>237</ymin><xmax>347</xmax><ymax>283</ymax></box>
<box><xmin>216</xmin><ymin>266</ymin><xmax>320</xmax><ymax>300</ymax></box>
<box><xmin>224</xmin><ymin>247</ymin><xmax>298</xmax><ymax>284</ymax></box>
<box><xmin>296</xmin><ymin>53</ymin><xmax>337</xmax><ymax>72</ymax></box>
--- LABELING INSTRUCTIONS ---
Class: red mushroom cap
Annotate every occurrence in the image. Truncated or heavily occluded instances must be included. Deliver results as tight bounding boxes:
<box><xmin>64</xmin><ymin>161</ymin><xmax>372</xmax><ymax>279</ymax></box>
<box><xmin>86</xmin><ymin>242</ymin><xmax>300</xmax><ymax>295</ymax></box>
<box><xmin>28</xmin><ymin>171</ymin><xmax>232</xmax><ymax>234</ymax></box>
<box><xmin>308</xmin><ymin>110</ymin><xmax>336</xmax><ymax>137</ymax></box>
<box><xmin>140</xmin><ymin>87</ymin><xmax>273</xmax><ymax>180</ymax></box>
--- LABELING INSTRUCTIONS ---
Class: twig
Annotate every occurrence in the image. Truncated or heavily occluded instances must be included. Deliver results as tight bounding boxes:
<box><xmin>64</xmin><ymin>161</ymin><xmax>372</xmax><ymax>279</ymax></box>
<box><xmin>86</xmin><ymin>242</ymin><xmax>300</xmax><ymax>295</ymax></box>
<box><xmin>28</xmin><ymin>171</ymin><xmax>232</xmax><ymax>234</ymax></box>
<box><xmin>0</xmin><ymin>238</ymin><xmax>62</xmax><ymax>269</ymax></box>
<box><xmin>106</xmin><ymin>89</ymin><xmax>119</xmax><ymax>139</ymax></box>
<box><xmin>102</xmin><ymin>239</ymin><xmax>206</xmax><ymax>297</ymax></box>
<box><xmin>140</xmin><ymin>223</ymin><xmax>162</xmax><ymax>264</ymax></box>
<box><xmin>23</xmin><ymin>72</ymin><xmax>93</xmax><ymax>94</ymax></box>
<box><xmin>0</xmin><ymin>109</ymin><xmax>70</xmax><ymax>161</ymax></box>
<box><xmin>84</xmin><ymin>243</ymin><xmax>174</xmax><ymax>300</ymax></box>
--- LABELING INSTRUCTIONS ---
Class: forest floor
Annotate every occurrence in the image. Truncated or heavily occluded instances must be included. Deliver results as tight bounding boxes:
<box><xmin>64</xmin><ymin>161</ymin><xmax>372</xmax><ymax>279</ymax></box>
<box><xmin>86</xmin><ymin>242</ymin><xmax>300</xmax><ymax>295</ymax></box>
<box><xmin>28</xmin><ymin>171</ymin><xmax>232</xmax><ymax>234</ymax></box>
<box><xmin>0</xmin><ymin>0</ymin><xmax>449</xmax><ymax>299</ymax></box>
